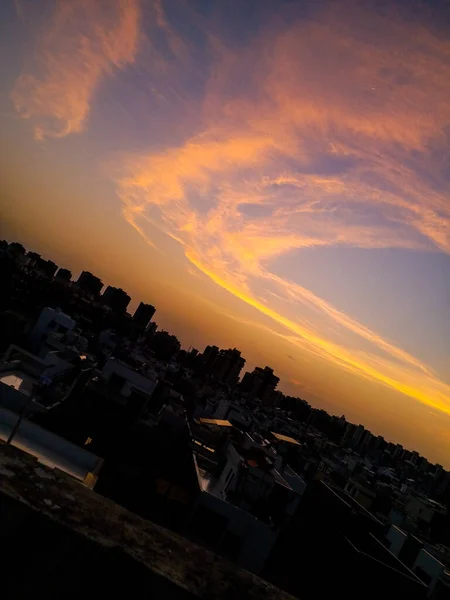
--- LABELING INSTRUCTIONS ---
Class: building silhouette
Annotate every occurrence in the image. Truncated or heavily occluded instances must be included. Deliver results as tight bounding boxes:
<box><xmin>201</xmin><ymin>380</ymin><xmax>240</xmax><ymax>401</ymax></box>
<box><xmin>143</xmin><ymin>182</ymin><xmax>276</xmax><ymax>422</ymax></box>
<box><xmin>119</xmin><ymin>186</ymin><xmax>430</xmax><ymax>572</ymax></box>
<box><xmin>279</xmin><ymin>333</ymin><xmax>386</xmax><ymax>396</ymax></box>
<box><xmin>149</xmin><ymin>330</ymin><xmax>180</xmax><ymax>361</ymax></box>
<box><xmin>6</xmin><ymin>242</ymin><xmax>26</xmax><ymax>259</ymax></box>
<box><xmin>55</xmin><ymin>268</ymin><xmax>72</xmax><ymax>282</ymax></box>
<box><xmin>37</xmin><ymin>258</ymin><xmax>58</xmax><ymax>278</ymax></box>
<box><xmin>26</xmin><ymin>251</ymin><xmax>41</xmax><ymax>266</ymax></box>
<box><xmin>241</xmin><ymin>366</ymin><xmax>280</xmax><ymax>401</ymax></box>
<box><xmin>102</xmin><ymin>286</ymin><xmax>131</xmax><ymax>313</ymax></box>
<box><xmin>211</xmin><ymin>348</ymin><xmax>246</xmax><ymax>386</ymax></box>
<box><xmin>76</xmin><ymin>271</ymin><xmax>103</xmax><ymax>296</ymax></box>
<box><xmin>201</xmin><ymin>346</ymin><xmax>245</xmax><ymax>385</ymax></box>
<box><xmin>133</xmin><ymin>302</ymin><xmax>156</xmax><ymax>331</ymax></box>
<box><xmin>202</xmin><ymin>345</ymin><xmax>219</xmax><ymax>369</ymax></box>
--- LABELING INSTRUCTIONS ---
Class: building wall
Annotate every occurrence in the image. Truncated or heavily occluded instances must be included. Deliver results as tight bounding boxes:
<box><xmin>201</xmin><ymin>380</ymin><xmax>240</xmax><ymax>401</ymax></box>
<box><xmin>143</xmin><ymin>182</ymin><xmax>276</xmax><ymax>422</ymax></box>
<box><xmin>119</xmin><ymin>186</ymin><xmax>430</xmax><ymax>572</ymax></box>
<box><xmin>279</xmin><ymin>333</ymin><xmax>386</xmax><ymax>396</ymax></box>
<box><xmin>389</xmin><ymin>507</ymin><xmax>406</xmax><ymax>527</ymax></box>
<box><xmin>194</xmin><ymin>491</ymin><xmax>278</xmax><ymax>574</ymax></box>
<box><xmin>406</xmin><ymin>497</ymin><xmax>437</xmax><ymax>525</ymax></box>
<box><xmin>213</xmin><ymin>399</ymin><xmax>231</xmax><ymax>420</ymax></box>
<box><xmin>265</xmin><ymin>481</ymin><xmax>427</xmax><ymax>599</ymax></box>
<box><xmin>215</xmin><ymin>444</ymin><xmax>242</xmax><ymax>498</ymax></box>
<box><xmin>386</xmin><ymin>525</ymin><xmax>407</xmax><ymax>557</ymax></box>
<box><xmin>41</xmin><ymin>352</ymin><xmax>73</xmax><ymax>377</ymax></box>
<box><xmin>133</xmin><ymin>303</ymin><xmax>156</xmax><ymax>329</ymax></box>
<box><xmin>227</xmin><ymin>408</ymin><xmax>252</xmax><ymax>430</ymax></box>
<box><xmin>30</xmin><ymin>308</ymin><xmax>76</xmax><ymax>351</ymax></box>
<box><xmin>282</xmin><ymin>467</ymin><xmax>306</xmax><ymax>496</ymax></box>
<box><xmin>413</xmin><ymin>549</ymin><xmax>445</xmax><ymax>594</ymax></box>
<box><xmin>102</xmin><ymin>359</ymin><xmax>157</xmax><ymax>397</ymax></box>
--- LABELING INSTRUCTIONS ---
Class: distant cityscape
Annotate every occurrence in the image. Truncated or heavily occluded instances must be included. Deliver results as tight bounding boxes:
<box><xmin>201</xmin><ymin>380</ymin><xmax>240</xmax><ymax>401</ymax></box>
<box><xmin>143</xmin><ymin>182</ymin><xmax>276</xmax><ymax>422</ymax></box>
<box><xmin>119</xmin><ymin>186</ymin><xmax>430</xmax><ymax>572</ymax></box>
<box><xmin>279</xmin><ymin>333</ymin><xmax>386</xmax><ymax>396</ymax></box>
<box><xmin>1</xmin><ymin>238</ymin><xmax>450</xmax><ymax>598</ymax></box>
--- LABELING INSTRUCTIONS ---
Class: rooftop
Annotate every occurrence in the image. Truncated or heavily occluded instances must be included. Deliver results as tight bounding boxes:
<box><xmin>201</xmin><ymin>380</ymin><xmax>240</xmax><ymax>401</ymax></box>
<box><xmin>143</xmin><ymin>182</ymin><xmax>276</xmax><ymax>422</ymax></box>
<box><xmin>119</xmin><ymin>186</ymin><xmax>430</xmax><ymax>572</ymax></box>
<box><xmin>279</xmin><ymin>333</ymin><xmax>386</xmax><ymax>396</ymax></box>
<box><xmin>271</xmin><ymin>432</ymin><xmax>300</xmax><ymax>445</ymax></box>
<box><xmin>0</xmin><ymin>442</ymin><xmax>294</xmax><ymax>600</ymax></box>
<box><xmin>0</xmin><ymin>370</ymin><xmax>37</xmax><ymax>396</ymax></box>
<box><xmin>0</xmin><ymin>406</ymin><xmax>102</xmax><ymax>486</ymax></box>
<box><xmin>199</xmin><ymin>418</ymin><xmax>233</xmax><ymax>427</ymax></box>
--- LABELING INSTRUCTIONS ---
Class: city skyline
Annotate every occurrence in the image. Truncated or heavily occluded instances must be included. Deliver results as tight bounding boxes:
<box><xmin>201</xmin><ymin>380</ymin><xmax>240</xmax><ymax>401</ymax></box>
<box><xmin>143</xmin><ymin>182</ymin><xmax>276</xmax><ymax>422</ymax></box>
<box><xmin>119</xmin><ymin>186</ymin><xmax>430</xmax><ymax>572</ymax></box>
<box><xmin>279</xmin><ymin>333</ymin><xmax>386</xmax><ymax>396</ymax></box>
<box><xmin>1</xmin><ymin>0</ymin><xmax>450</xmax><ymax>466</ymax></box>
<box><xmin>3</xmin><ymin>237</ymin><xmax>446</xmax><ymax>471</ymax></box>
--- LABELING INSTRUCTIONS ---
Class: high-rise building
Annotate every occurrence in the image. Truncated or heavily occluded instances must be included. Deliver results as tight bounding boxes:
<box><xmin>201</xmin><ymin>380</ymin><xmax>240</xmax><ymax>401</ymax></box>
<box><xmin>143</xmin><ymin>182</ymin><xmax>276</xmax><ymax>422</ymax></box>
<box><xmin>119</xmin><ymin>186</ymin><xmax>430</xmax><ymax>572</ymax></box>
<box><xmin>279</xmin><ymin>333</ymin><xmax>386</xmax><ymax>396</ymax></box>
<box><xmin>7</xmin><ymin>242</ymin><xmax>26</xmax><ymax>260</ymax></box>
<box><xmin>343</xmin><ymin>422</ymin><xmax>357</xmax><ymax>444</ymax></box>
<box><xmin>210</xmin><ymin>348</ymin><xmax>245</xmax><ymax>386</ymax></box>
<box><xmin>133</xmin><ymin>302</ymin><xmax>156</xmax><ymax>330</ymax></box>
<box><xmin>410</xmin><ymin>451</ymin><xmax>420</xmax><ymax>466</ymax></box>
<box><xmin>393</xmin><ymin>444</ymin><xmax>404</xmax><ymax>460</ymax></box>
<box><xmin>202</xmin><ymin>345</ymin><xmax>219</xmax><ymax>369</ymax></box>
<box><xmin>26</xmin><ymin>252</ymin><xmax>59</xmax><ymax>278</ymax></box>
<box><xmin>240</xmin><ymin>365</ymin><xmax>279</xmax><ymax>400</ymax></box>
<box><xmin>102</xmin><ymin>286</ymin><xmax>131</xmax><ymax>313</ymax></box>
<box><xmin>37</xmin><ymin>258</ymin><xmax>58</xmax><ymax>278</ymax></box>
<box><xmin>359</xmin><ymin>430</ymin><xmax>375</xmax><ymax>453</ymax></box>
<box><xmin>145</xmin><ymin>321</ymin><xmax>158</xmax><ymax>339</ymax></box>
<box><xmin>149</xmin><ymin>330</ymin><xmax>180</xmax><ymax>361</ymax></box>
<box><xmin>55</xmin><ymin>268</ymin><xmax>72</xmax><ymax>282</ymax></box>
<box><xmin>350</xmin><ymin>424</ymin><xmax>365</xmax><ymax>448</ymax></box>
<box><xmin>26</xmin><ymin>251</ymin><xmax>41</xmax><ymax>266</ymax></box>
<box><xmin>76</xmin><ymin>271</ymin><xmax>103</xmax><ymax>296</ymax></box>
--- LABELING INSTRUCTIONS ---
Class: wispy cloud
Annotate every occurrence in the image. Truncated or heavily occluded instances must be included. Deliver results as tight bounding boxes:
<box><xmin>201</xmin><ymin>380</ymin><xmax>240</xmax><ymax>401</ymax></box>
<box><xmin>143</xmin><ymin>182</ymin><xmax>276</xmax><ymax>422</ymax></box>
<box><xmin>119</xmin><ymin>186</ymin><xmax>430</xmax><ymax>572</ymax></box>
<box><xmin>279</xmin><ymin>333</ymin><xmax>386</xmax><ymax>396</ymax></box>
<box><xmin>11</xmin><ymin>0</ymin><xmax>140</xmax><ymax>139</ymax></box>
<box><xmin>114</xmin><ymin>0</ymin><xmax>450</xmax><ymax>415</ymax></box>
<box><xmin>12</xmin><ymin>1</ymin><xmax>450</xmax><ymax>417</ymax></box>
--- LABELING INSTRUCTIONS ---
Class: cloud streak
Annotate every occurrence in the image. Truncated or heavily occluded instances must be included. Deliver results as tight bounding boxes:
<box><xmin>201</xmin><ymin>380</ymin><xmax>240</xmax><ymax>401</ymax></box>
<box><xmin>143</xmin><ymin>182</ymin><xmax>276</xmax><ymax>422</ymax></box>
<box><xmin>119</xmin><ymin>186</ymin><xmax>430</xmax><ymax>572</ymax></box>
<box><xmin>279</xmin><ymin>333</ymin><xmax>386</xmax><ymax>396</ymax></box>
<box><xmin>11</xmin><ymin>0</ymin><xmax>140</xmax><ymax>139</ymax></box>
<box><xmin>11</xmin><ymin>0</ymin><xmax>450</xmax><ymax>419</ymax></box>
<box><xmin>114</xmin><ymin>0</ymin><xmax>450</xmax><ymax>415</ymax></box>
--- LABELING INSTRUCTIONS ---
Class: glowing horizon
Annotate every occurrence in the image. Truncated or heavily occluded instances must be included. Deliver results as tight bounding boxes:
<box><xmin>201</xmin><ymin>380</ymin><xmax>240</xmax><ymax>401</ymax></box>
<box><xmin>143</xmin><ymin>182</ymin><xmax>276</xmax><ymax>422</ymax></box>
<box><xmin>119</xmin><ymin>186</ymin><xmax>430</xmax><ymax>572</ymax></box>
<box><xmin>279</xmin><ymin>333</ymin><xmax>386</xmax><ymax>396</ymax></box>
<box><xmin>1</xmin><ymin>0</ymin><xmax>450</xmax><ymax>466</ymax></box>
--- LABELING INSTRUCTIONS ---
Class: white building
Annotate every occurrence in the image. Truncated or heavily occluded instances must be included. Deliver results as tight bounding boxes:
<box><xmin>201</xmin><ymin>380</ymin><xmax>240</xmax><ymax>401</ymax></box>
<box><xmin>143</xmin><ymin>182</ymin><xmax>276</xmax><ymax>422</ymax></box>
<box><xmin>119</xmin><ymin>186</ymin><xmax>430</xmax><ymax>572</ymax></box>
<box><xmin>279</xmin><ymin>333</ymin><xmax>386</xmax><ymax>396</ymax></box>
<box><xmin>0</xmin><ymin>345</ymin><xmax>87</xmax><ymax>413</ymax></box>
<box><xmin>30</xmin><ymin>307</ymin><xmax>76</xmax><ymax>354</ymax></box>
<box><xmin>189</xmin><ymin>427</ymin><xmax>306</xmax><ymax>574</ymax></box>
<box><xmin>100</xmin><ymin>358</ymin><xmax>158</xmax><ymax>410</ymax></box>
<box><xmin>98</xmin><ymin>329</ymin><xmax>118</xmax><ymax>357</ymax></box>
<box><xmin>192</xmin><ymin>452</ymin><xmax>279</xmax><ymax>574</ymax></box>
<box><xmin>386</xmin><ymin>525</ymin><xmax>450</xmax><ymax>596</ymax></box>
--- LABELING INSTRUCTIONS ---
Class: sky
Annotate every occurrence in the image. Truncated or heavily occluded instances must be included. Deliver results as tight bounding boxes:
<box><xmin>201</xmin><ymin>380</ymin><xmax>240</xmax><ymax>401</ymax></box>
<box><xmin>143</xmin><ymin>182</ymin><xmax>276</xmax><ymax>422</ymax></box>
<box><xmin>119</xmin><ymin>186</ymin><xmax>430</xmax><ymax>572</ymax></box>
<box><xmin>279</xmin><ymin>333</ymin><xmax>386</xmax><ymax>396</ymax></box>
<box><xmin>1</xmin><ymin>0</ymin><xmax>450</xmax><ymax>466</ymax></box>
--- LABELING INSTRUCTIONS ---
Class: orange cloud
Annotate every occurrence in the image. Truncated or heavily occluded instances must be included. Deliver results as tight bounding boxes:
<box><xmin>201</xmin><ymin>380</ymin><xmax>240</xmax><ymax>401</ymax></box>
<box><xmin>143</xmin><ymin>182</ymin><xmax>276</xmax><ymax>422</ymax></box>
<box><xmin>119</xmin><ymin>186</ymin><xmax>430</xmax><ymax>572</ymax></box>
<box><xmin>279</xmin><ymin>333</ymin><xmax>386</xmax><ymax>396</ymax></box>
<box><xmin>11</xmin><ymin>0</ymin><xmax>140</xmax><ymax>139</ymax></box>
<box><xmin>186</xmin><ymin>251</ymin><xmax>450</xmax><ymax>417</ymax></box>
<box><xmin>13</xmin><ymin>1</ymin><xmax>450</xmax><ymax>420</ymax></box>
<box><xmin>113</xmin><ymin>0</ymin><xmax>450</xmax><ymax>418</ymax></box>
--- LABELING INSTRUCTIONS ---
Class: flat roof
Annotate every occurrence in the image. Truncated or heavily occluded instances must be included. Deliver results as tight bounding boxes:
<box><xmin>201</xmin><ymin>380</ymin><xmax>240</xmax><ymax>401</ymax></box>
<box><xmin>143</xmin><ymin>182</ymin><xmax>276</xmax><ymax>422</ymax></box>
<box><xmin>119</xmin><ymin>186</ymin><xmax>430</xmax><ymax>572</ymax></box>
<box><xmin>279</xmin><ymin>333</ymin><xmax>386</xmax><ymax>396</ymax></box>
<box><xmin>271</xmin><ymin>432</ymin><xmax>300</xmax><ymax>445</ymax></box>
<box><xmin>0</xmin><ymin>371</ymin><xmax>37</xmax><ymax>396</ymax></box>
<box><xmin>0</xmin><ymin>406</ymin><xmax>101</xmax><ymax>486</ymax></box>
<box><xmin>199</xmin><ymin>418</ymin><xmax>233</xmax><ymax>427</ymax></box>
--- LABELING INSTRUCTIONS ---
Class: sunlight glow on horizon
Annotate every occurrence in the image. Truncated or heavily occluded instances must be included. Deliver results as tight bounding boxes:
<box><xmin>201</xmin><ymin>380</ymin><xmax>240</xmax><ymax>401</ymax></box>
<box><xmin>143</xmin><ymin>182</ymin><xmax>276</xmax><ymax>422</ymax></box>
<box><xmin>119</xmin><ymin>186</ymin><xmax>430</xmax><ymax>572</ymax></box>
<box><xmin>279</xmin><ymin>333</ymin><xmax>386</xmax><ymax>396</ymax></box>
<box><xmin>2</xmin><ymin>0</ymin><xmax>450</xmax><ymax>465</ymax></box>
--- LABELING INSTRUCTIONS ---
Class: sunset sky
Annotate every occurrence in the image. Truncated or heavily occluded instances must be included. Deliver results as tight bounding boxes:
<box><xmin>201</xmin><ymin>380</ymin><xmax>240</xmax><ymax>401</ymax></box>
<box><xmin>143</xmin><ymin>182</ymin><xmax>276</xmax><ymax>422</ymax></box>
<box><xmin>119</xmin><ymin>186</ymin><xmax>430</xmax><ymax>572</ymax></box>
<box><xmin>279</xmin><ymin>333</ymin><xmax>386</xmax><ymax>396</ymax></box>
<box><xmin>1</xmin><ymin>0</ymin><xmax>450</xmax><ymax>466</ymax></box>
